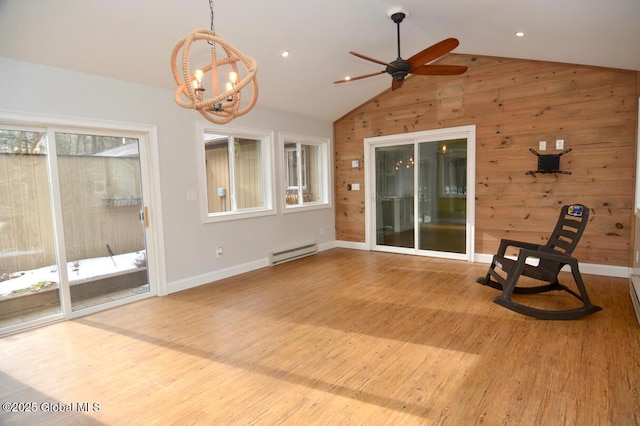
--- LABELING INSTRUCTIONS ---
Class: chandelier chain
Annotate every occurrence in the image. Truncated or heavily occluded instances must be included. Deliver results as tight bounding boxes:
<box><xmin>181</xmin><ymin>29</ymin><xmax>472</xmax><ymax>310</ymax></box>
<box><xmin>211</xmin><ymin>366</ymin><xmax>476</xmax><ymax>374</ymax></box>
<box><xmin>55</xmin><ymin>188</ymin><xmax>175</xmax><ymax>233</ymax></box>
<box><xmin>207</xmin><ymin>0</ymin><xmax>216</xmax><ymax>48</ymax></box>
<box><xmin>209</xmin><ymin>0</ymin><xmax>215</xmax><ymax>34</ymax></box>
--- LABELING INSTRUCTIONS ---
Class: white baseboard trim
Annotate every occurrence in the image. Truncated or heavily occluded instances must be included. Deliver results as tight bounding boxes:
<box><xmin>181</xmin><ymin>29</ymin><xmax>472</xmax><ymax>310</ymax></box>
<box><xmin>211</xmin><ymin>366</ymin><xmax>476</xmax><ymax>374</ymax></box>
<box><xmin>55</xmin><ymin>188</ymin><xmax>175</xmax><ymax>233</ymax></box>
<box><xmin>337</xmin><ymin>244</ymin><xmax>629</xmax><ymax>277</ymax></box>
<box><xmin>575</xmin><ymin>262</ymin><xmax>630</xmax><ymax>278</ymax></box>
<box><xmin>474</xmin><ymin>253</ymin><xmax>494</xmax><ymax>264</ymax></box>
<box><xmin>630</xmin><ymin>275</ymin><xmax>640</xmax><ymax>326</ymax></box>
<box><xmin>168</xmin><ymin>258</ymin><xmax>269</xmax><ymax>294</ymax></box>
<box><xmin>168</xmin><ymin>240</ymin><xmax>338</xmax><ymax>294</ymax></box>
<box><xmin>338</xmin><ymin>245</ymin><xmax>630</xmax><ymax>278</ymax></box>
<box><xmin>318</xmin><ymin>241</ymin><xmax>338</xmax><ymax>252</ymax></box>
<box><xmin>334</xmin><ymin>240</ymin><xmax>368</xmax><ymax>250</ymax></box>
<box><xmin>168</xmin><ymin>242</ymin><xmax>630</xmax><ymax>295</ymax></box>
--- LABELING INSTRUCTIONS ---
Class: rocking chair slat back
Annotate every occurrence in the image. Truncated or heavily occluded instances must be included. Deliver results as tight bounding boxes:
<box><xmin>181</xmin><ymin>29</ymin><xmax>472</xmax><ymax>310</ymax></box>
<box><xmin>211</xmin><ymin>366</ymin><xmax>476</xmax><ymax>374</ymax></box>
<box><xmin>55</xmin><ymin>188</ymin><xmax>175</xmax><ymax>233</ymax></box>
<box><xmin>546</xmin><ymin>205</ymin><xmax>589</xmax><ymax>255</ymax></box>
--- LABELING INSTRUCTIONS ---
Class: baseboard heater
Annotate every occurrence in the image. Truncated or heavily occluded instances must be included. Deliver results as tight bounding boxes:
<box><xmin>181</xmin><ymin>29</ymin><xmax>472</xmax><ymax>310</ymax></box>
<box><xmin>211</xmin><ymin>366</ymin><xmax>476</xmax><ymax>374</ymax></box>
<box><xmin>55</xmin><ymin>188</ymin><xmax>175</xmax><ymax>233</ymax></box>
<box><xmin>268</xmin><ymin>243</ymin><xmax>317</xmax><ymax>266</ymax></box>
<box><xmin>631</xmin><ymin>275</ymin><xmax>640</xmax><ymax>326</ymax></box>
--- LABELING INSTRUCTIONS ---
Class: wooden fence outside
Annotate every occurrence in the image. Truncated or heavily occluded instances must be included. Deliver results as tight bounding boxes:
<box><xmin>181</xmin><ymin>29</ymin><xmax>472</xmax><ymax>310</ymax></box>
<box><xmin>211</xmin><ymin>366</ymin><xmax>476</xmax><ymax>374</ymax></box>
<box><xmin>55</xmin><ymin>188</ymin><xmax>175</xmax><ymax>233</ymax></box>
<box><xmin>0</xmin><ymin>154</ymin><xmax>145</xmax><ymax>274</ymax></box>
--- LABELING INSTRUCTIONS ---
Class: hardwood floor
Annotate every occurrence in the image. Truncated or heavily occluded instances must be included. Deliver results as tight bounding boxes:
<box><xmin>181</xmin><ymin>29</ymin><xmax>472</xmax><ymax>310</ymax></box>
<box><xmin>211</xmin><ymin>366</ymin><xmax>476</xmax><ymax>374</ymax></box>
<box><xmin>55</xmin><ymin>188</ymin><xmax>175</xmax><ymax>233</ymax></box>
<box><xmin>1</xmin><ymin>248</ymin><xmax>638</xmax><ymax>425</ymax></box>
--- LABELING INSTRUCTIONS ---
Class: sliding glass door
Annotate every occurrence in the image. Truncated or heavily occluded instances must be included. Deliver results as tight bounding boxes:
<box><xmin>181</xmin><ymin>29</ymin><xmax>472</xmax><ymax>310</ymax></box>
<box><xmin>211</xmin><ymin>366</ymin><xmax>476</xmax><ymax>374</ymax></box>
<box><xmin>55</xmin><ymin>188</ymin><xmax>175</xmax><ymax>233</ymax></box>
<box><xmin>367</xmin><ymin>126</ymin><xmax>475</xmax><ymax>260</ymax></box>
<box><xmin>417</xmin><ymin>139</ymin><xmax>467</xmax><ymax>253</ymax></box>
<box><xmin>0</xmin><ymin>124</ymin><xmax>153</xmax><ymax>333</ymax></box>
<box><xmin>375</xmin><ymin>144</ymin><xmax>416</xmax><ymax>248</ymax></box>
<box><xmin>0</xmin><ymin>128</ymin><xmax>61</xmax><ymax>328</ymax></box>
<box><xmin>54</xmin><ymin>132</ymin><xmax>149</xmax><ymax>311</ymax></box>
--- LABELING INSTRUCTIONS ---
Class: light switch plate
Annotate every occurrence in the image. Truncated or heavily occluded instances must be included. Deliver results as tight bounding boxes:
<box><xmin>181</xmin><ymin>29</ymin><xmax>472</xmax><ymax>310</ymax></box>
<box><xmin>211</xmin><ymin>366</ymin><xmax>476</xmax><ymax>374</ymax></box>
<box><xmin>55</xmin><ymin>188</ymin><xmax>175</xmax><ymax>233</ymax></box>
<box><xmin>556</xmin><ymin>139</ymin><xmax>564</xmax><ymax>150</ymax></box>
<box><xmin>539</xmin><ymin>141</ymin><xmax>547</xmax><ymax>151</ymax></box>
<box><xmin>352</xmin><ymin>160</ymin><xmax>359</xmax><ymax>168</ymax></box>
<box><xmin>352</xmin><ymin>183</ymin><xmax>360</xmax><ymax>191</ymax></box>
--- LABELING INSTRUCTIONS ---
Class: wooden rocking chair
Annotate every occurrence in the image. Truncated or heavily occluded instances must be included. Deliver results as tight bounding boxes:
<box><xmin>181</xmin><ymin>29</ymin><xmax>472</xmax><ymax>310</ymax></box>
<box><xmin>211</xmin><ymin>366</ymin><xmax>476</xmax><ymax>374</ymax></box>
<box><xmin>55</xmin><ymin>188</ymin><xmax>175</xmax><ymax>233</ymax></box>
<box><xmin>476</xmin><ymin>204</ymin><xmax>602</xmax><ymax>320</ymax></box>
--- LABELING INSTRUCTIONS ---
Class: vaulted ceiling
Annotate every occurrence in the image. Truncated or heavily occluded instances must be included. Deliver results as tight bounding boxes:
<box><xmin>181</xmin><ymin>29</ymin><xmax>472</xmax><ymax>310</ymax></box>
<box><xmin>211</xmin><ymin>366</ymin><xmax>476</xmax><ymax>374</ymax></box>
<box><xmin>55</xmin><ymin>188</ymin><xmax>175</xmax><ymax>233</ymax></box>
<box><xmin>0</xmin><ymin>0</ymin><xmax>638</xmax><ymax>123</ymax></box>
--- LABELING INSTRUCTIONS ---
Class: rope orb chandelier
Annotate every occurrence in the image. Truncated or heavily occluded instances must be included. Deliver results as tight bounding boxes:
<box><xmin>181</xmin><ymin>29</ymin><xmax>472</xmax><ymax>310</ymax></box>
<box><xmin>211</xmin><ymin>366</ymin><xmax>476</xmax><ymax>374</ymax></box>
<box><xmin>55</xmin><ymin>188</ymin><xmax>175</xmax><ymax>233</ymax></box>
<box><xmin>171</xmin><ymin>1</ymin><xmax>258</xmax><ymax>124</ymax></box>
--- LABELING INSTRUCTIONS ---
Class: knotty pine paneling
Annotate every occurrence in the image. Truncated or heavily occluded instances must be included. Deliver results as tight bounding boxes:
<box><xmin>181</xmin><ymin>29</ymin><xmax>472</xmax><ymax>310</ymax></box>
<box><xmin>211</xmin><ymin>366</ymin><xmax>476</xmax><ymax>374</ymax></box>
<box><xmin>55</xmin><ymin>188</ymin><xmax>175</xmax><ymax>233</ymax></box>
<box><xmin>334</xmin><ymin>53</ymin><xmax>639</xmax><ymax>266</ymax></box>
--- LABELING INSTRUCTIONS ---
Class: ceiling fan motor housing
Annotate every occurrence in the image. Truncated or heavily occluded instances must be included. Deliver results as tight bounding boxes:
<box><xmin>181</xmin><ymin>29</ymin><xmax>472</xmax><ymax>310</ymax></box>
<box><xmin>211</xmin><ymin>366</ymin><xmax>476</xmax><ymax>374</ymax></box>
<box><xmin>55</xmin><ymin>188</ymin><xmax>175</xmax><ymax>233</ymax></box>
<box><xmin>387</xmin><ymin>59</ymin><xmax>410</xmax><ymax>81</ymax></box>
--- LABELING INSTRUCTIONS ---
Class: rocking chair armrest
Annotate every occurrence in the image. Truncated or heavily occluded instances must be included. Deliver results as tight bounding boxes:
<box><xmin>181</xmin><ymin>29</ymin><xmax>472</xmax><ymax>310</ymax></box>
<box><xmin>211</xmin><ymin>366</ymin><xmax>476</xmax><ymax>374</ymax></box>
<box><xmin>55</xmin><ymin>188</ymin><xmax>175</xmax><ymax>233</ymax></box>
<box><xmin>517</xmin><ymin>248</ymin><xmax>576</xmax><ymax>266</ymax></box>
<box><xmin>497</xmin><ymin>239</ymin><xmax>544</xmax><ymax>257</ymax></box>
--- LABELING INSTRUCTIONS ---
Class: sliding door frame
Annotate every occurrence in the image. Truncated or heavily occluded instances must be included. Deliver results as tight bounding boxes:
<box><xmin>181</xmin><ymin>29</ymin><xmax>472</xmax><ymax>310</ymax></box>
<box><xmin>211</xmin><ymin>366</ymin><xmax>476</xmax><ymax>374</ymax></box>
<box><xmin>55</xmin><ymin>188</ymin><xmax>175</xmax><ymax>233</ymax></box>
<box><xmin>364</xmin><ymin>125</ymin><xmax>476</xmax><ymax>261</ymax></box>
<box><xmin>0</xmin><ymin>110</ymin><xmax>166</xmax><ymax>332</ymax></box>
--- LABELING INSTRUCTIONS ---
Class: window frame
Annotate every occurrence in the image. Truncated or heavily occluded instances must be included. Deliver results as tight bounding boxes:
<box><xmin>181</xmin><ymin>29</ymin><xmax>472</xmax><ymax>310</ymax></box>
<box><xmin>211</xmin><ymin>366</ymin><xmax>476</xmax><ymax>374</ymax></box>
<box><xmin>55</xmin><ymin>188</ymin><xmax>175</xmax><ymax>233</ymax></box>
<box><xmin>197</xmin><ymin>122</ymin><xmax>276</xmax><ymax>223</ymax></box>
<box><xmin>285</xmin><ymin>144</ymin><xmax>310</xmax><ymax>191</ymax></box>
<box><xmin>279</xmin><ymin>132</ymin><xmax>332</xmax><ymax>213</ymax></box>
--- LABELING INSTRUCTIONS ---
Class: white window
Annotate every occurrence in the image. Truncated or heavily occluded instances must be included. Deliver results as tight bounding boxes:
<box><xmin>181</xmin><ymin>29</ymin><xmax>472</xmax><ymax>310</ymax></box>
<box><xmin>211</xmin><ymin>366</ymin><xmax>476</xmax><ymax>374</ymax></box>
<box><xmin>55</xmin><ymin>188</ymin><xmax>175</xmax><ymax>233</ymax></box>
<box><xmin>281</xmin><ymin>133</ymin><xmax>331</xmax><ymax>211</ymax></box>
<box><xmin>198</xmin><ymin>123</ymin><xmax>275</xmax><ymax>222</ymax></box>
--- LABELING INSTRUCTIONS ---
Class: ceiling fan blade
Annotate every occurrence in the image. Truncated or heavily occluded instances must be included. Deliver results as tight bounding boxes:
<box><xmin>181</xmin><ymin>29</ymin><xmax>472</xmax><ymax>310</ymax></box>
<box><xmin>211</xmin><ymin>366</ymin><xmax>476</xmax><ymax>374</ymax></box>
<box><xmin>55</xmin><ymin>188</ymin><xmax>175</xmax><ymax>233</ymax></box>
<box><xmin>333</xmin><ymin>70</ymin><xmax>386</xmax><ymax>84</ymax></box>
<box><xmin>349</xmin><ymin>51</ymin><xmax>397</xmax><ymax>68</ymax></box>
<box><xmin>391</xmin><ymin>78</ymin><xmax>404</xmax><ymax>91</ymax></box>
<box><xmin>411</xmin><ymin>64</ymin><xmax>468</xmax><ymax>76</ymax></box>
<box><xmin>407</xmin><ymin>38</ymin><xmax>460</xmax><ymax>68</ymax></box>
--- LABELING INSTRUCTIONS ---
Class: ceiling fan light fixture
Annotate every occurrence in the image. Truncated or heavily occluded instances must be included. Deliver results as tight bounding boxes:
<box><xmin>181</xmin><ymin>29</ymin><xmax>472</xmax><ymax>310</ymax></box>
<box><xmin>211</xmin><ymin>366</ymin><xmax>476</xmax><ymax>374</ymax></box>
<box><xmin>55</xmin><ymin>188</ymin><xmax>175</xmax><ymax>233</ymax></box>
<box><xmin>334</xmin><ymin>8</ymin><xmax>467</xmax><ymax>90</ymax></box>
<box><xmin>515</xmin><ymin>31</ymin><xmax>526</xmax><ymax>37</ymax></box>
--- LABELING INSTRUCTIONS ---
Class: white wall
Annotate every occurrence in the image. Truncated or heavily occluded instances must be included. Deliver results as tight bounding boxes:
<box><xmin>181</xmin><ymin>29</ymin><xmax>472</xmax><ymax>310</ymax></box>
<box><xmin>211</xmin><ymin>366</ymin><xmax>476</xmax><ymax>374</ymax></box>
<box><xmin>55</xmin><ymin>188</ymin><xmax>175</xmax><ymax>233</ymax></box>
<box><xmin>0</xmin><ymin>57</ymin><xmax>335</xmax><ymax>293</ymax></box>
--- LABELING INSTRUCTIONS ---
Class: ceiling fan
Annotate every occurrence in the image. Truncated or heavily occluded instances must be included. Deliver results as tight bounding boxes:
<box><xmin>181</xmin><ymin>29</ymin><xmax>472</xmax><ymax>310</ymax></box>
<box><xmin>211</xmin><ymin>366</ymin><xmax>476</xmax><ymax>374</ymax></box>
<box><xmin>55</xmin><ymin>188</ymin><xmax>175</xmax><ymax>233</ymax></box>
<box><xmin>334</xmin><ymin>10</ymin><xmax>468</xmax><ymax>90</ymax></box>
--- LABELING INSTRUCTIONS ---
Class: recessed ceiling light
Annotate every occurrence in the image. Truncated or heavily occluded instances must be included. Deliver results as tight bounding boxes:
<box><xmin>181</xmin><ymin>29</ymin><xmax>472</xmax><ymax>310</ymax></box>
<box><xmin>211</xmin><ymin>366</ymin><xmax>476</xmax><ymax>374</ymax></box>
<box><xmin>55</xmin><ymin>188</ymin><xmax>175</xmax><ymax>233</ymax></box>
<box><xmin>281</xmin><ymin>50</ymin><xmax>290</xmax><ymax>58</ymax></box>
<box><xmin>515</xmin><ymin>31</ymin><xmax>525</xmax><ymax>37</ymax></box>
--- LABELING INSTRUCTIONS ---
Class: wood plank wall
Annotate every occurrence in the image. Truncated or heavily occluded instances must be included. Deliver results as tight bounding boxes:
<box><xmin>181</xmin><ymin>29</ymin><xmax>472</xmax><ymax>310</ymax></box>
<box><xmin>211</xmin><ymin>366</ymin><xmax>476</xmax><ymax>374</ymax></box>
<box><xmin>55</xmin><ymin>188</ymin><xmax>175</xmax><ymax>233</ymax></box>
<box><xmin>334</xmin><ymin>54</ymin><xmax>639</xmax><ymax>267</ymax></box>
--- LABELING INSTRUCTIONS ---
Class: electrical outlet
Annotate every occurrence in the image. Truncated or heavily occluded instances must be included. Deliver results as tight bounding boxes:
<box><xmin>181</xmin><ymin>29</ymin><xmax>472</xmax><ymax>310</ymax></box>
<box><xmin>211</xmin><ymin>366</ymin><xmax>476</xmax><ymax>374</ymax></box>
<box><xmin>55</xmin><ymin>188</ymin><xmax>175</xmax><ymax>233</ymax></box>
<box><xmin>216</xmin><ymin>246</ymin><xmax>223</xmax><ymax>258</ymax></box>
<box><xmin>539</xmin><ymin>141</ymin><xmax>547</xmax><ymax>151</ymax></box>
<box><xmin>556</xmin><ymin>139</ymin><xmax>564</xmax><ymax>150</ymax></box>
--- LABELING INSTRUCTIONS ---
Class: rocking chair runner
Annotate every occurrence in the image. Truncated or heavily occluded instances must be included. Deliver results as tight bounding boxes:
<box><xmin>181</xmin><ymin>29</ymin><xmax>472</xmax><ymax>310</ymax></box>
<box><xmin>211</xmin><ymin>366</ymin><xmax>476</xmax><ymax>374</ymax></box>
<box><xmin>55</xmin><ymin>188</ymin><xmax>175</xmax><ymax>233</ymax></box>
<box><xmin>476</xmin><ymin>204</ymin><xmax>602</xmax><ymax>320</ymax></box>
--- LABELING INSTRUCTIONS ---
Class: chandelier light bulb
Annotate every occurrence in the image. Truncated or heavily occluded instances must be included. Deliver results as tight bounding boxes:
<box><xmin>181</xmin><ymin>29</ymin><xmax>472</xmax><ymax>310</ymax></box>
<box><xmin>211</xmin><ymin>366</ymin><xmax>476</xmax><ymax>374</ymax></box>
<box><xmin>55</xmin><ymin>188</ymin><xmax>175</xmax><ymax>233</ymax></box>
<box><xmin>194</xmin><ymin>69</ymin><xmax>204</xmax><ymax>83</ymax></box>
<box><xmin>228</xmin><ymin>71</ymin><xmax>238</xmax><ymax>84</ymax></box>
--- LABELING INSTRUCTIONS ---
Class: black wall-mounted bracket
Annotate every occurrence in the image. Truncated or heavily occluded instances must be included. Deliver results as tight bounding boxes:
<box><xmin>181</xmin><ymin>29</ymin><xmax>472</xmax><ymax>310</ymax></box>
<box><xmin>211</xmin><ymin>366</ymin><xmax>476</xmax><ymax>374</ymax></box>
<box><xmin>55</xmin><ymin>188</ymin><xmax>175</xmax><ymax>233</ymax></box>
<box><xmin>525</xmin><ymin>147</ymin><xmax>572</xmax><ymax>175</ymax></box>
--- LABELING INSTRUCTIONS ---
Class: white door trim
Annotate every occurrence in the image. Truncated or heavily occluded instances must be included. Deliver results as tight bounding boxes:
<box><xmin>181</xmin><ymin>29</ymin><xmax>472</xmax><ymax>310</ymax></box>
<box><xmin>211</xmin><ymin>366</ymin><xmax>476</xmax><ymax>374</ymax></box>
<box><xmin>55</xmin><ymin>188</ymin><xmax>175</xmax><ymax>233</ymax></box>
<box><xmin>0</xmin><ymin>110</ymin><xmax>168</xmax><ymax>312</ymax></box>
<box><xmin>364</xmin><ymin>125</ymin><xmax>476</xmax><ymax>260</ymax></box>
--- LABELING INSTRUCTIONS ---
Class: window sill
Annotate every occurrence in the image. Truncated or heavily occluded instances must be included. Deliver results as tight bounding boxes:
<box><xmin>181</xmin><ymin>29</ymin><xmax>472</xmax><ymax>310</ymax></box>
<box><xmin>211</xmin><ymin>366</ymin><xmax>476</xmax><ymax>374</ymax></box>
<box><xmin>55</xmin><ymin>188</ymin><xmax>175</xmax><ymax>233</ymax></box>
<box><xmin>202</xmin><ymin>207</ymin><xmax>276</xmax><ymax>224</ymax></box>
<box><xmin>283</xmin><ymin>202</ymin><xmax>331</xmax><ymax>214</ymax></box>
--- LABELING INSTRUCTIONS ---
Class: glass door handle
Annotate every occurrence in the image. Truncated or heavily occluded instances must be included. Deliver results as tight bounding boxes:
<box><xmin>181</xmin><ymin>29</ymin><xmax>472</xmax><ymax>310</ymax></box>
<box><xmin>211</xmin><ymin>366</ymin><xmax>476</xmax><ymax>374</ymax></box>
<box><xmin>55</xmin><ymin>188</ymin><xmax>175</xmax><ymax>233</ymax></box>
<box><xmin>139</xmin><ymin>207</ymin><xmax>149</xmax><ymax>227</ymax></box>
